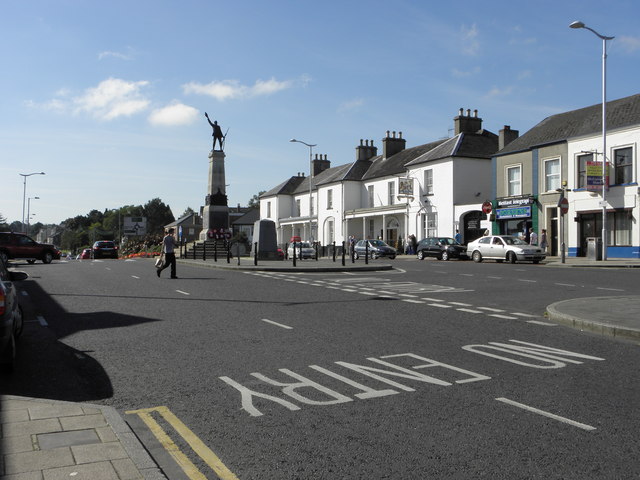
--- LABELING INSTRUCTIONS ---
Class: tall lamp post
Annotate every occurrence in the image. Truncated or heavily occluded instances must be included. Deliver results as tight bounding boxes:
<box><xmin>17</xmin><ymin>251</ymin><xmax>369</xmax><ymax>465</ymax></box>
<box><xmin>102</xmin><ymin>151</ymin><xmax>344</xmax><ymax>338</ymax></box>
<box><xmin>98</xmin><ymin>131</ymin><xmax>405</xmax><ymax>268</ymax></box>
<box><xmin>289</xmin><ymin>139</ymin><xmax>317</xmax><ymax>242</ymax></box>
<box><xmin>570</xmin><ymin>20</ymin><xmax>614</xmax><ymax>261</ymax></box>
<box><xmin>20</xmin><ymin>172</ymin><xmax>45</xmax><ymax>233</ymax></box>
<box><xmin>27</xmin><ymin>196</ymin><xmax>40</xmax><ymax>235</ymax></box>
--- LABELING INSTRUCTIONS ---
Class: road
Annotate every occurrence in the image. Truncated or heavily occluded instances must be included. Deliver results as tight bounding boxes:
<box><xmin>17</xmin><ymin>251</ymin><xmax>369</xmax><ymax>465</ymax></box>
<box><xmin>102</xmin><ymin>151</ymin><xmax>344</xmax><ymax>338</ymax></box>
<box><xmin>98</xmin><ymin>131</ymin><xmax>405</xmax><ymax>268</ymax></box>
<box><xmin>2</xmin><ymin>257</ymin><xmax>640</xmax><ymax>479</ymax></box>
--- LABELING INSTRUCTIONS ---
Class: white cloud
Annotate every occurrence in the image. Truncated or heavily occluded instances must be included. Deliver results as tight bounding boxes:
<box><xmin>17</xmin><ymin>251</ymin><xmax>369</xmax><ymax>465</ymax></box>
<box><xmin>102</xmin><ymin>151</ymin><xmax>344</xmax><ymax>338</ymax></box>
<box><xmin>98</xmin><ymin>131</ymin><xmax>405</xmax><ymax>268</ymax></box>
<box><xmin>485</xmin><ymin>85</ymin><xmax>515</xmax><ymax>98</ymax></box>
<box><xmin>460</xmin><ymin>23</ymin><xmax>480</xmax><ymax>56</ymax></box>
<box><xmin>183</xmin><ymin>77</ymin><xmax>295</xmax><ymax>100</ymax></box>
<box><xmin>149</xmin><ymin>102</ymin><xmax>199</xmax><ymax>126</ymax></box>
<box><xmin>618</xmin><ymin>36</ymin><xmax>640</xmax><ymax>53</ymax></box>
<box><xmin>73</xmin><ymin>78</ymin><xmax>150</xmax><ymax>120</ymax></box>
<box><xmin>338</xmin><ymin>98</ymin><xmax>365</xmax><ymax>113</ymax></box>
<box><xmin>452</xmin><ymin>66</ymin><xmax>481</xmax><ymax>78</ymax></box>
<box><xmin>98</xmin><ymin>50</ymin><xmax>132</xmax><ymax>61</ymax></box>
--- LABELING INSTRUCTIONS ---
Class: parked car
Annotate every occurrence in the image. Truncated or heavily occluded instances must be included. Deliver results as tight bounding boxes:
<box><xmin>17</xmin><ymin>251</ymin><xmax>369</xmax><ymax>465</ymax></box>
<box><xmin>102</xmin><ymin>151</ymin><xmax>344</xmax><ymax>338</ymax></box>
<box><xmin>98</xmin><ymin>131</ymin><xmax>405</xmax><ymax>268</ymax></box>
<box><xmin>0</xmin><ymin>256</ymin><xmax>26</xmax><ymax>372</ymax></box>
<box><xmin>353</xmin><ymin>239</ymin><xmax>397</xmax><ymax>260</ymax></box>
<box><xmin>467</xmin><ymin>235</ymin><xmax>546</xmax><ymax>264</ymax></box>
<box><xmin>79</xmin><ymin>248</ymin><xmax>92</xmax><ymax>259</ymax></box>
<box><xmin>287</xmin><ymin>241</ymin><xmax>315</xmax><ymax>259</ymax></box>
<box><xmin>92</xmin><ymin>240</ymin><xmax>119</xmax><ymax>259</ymax></box>
<box><xmin>416</xmin><ymin>237</ymin><xmax>467</xmax><ymax>261</ymax></box>
<box><xmin>0</xmin><ymin>232</ymin><xmax>61</xmax><ymax>264</ymax></box>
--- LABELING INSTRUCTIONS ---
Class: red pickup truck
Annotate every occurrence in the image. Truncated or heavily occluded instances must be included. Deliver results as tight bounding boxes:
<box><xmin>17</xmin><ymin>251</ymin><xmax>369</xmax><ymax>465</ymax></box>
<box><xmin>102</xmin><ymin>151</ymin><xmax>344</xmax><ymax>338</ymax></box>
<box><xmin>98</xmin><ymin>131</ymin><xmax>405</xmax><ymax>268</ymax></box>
<box><xmin>0</xmin><ymin>232</ymin><xmax>61</xmax><ymax>264</ymax></box>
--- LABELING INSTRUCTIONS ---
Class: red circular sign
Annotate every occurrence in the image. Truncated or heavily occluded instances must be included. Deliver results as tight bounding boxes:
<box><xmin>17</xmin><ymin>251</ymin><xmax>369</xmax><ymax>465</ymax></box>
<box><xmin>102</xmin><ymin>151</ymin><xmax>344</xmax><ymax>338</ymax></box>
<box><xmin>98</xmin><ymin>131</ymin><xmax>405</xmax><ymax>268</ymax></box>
<box><xmin>482</xmin><ymin>201</ymin><xmax>492</xmax><ymax>214</ymax></box>
<box><xmin>559</xmin><ymin>197</ymin><xmax>569</xmax><ymax>215</ymax></box>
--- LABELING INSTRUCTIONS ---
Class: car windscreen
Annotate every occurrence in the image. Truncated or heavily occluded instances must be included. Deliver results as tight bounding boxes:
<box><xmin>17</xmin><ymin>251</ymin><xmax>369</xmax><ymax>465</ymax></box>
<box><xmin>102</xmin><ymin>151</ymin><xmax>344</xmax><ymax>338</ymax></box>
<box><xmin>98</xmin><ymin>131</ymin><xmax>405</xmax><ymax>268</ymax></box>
<box><xmin>502</xmin><ymin>237</ymin><xmax>528</xmax><ymax>245</ymax></box>
<box><xmin>369</xmin><ymin>240</ymin><xmax>386</xmax><ymax>247</ymax></box>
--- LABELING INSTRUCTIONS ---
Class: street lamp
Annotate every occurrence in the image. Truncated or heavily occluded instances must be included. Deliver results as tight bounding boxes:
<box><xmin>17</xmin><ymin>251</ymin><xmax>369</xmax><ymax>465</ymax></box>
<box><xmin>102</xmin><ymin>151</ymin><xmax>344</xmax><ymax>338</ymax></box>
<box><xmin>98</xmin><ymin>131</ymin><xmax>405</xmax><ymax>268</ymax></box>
<box><xmin>27</xmin><ymin>196</ymin><xmax>40</xmax><ymax>235</ymax></box>
<box><xmin>289</xmin><ymin>139</ymin><xmax>317</xmax><ymax>242</ymax></box>
<box><xmin>570</xmin><ymin>20</ymin><xmax>614</xmax><ymax>261</ymax></box>
<box><xmin>20</xmin><ymin>172</ymin><xmax>45</xmax><ymax>233</ymax></box>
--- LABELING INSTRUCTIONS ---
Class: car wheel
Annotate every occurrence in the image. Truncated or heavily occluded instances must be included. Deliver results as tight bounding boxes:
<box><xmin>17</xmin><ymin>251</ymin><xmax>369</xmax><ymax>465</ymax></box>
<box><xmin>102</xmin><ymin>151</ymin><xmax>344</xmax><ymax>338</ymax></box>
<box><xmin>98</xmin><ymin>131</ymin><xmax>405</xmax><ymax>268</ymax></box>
<box><xmin>533</xmin><ymin>260</ymin><xmax>540</xmax><ymax>264</ymax></box>
<box><xmin>27</xmin><ymin>259</ymin><xmax>36</xmax><ymax>264</ymax></box>
<box><xmin>389</xmin><ymin>255</ymin><xmax>396</xmax><ymax>260</ymax></box>
<box><xmin>417</xmin><ymin>250</ymin><xmax>425</xmax><ymax>260</ymax></box>
<box><xmin>507</xmin><ymin>251</ymin><xmax>517</xmax><ymax>264</ymax></box>
<box><xmin>472</xmin><ymin>251</ymin><xmax>483</xmax><ymax>263</ymax></box>
<box><xmin>42</xmin><ymin>252</ymin><xmax>53</xmax><ymax>264</ymax></box>
<box><xmin>371</xmin><ymin>252</ymin><xmax>378</xmax><ymax>260</ymax></box>
<box><xmin>354</xmin><ymin>252</ymin><xmax>360</xmax><ymax>260</ymax></box>
<box><xmin>441</xmin><ymin>251</ymin><xmax>449</xmax><ymax>261</ymax></box>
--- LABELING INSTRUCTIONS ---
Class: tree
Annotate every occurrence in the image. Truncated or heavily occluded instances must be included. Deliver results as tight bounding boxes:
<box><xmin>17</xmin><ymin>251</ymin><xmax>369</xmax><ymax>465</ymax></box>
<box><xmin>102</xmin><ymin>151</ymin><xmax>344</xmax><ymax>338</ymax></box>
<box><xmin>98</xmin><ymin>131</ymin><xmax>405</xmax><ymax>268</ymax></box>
<box><xmin>179</xmin><ymin>207</ymin><xmax>196</xmax><ymax>219</ymax></box>
<box><xmin>143</xmin><ymin>198</ymin><xmax>175</xmax><ymax>234</ymax></box>
<box><xmin>0</xmin><ymin>213</ymin><xmax>8</xmax><ymax>232</ymax></box>
<box><xmin>247</xmin><ymin>191</ymin><xmax>266</xmax><ymax>209</ymax></box>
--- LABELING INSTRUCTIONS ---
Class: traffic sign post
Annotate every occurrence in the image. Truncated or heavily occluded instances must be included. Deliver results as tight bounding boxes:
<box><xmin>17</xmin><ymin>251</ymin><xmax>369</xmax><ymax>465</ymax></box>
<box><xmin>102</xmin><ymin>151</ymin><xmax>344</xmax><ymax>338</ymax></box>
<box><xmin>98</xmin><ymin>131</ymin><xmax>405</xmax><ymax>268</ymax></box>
<box><xmin>558</xmin><ymin>197</ymin><xmax>569</xmax><ymax>216</ymax></box>
<box><xmin>482</xmin><ymin>201</ymin><xmax>492</xmax><ymax>215</ymax></box>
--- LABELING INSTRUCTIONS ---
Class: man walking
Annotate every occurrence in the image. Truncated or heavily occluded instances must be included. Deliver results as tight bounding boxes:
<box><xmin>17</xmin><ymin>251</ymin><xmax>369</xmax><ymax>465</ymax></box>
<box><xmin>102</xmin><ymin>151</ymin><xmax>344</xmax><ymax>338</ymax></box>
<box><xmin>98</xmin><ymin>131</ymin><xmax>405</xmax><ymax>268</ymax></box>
<box><xmin>158</xmin><ymin>228</ymin><xmax>178</xmax><ymax>279</ymax></box>
<box><xmin>529</xmin><ymin>228</ymin><xmax>538</xmax><ymax>246</ymax></box>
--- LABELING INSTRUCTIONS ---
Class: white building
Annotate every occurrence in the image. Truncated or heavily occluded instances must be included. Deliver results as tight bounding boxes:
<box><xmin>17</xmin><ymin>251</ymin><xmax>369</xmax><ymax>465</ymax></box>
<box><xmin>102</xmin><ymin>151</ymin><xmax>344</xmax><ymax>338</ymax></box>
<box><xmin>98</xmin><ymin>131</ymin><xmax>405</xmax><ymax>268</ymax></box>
<box><xmin>261</xmin><ymin>109</ymin><xmax>509</xmax><ymax>250</ymax></box>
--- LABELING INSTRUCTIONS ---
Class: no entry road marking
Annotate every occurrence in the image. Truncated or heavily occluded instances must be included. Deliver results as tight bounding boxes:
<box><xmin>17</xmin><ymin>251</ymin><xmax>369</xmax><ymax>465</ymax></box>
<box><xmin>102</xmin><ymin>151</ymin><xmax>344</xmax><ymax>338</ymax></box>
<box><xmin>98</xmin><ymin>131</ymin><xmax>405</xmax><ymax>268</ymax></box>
<box><xmin>496</xmin><ymin>397</ymin><xmax>596</xmax><ymax>431</ymax></box>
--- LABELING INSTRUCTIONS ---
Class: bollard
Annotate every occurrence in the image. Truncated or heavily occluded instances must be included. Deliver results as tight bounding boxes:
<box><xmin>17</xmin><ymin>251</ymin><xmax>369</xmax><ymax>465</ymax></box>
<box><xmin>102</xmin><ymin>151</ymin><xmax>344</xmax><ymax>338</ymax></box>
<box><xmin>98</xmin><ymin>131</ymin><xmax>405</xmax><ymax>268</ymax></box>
<box><xmin>203</xmin><ymin>241</ymin><xmax>206</xmax><ymax>261</ymax></box>
<box><xmin>341</xmin><ymin>241</ymin><xmax>345</xmax><ymax>266</ymax></box>
<box><xmin>226</xmin><ymin>241</ymin><xmax>231</xmax><ymax>263</ymax></box>
<box><xmin>285</xmin><ymin>242</ymin><xmax>289</xmax><ymax>260</ymax></box>
<box><xmin>193</xmin><ymin>241</ymin><xmax>196</xmax><ymax>260</ymax></box>
<box><xmin>365</xmin><ymin>241</ymin><xmax>369</xmax><ymax>265</ymax></box>
<box><xmin>351</xmin><ymin>243</ymin><xmax>355</xmax><ymax>263</ymax></box>
<box><xmin>254</xmin><ymin>242</ymin><xmax>258</xmax><ymax>266</ymax></box>
<box><xmin>332</xmin><ymin>241</ymin><xmax>336</xmax><ymax>262</ymax></box>
<box><xmin>214</xmin><ymin>241</ymin><xmax>217</xmax><ymax>262</ymax></box>
<box><xmin>315</xmin><ymin>241</ymin><xmax>319</xmax><ymax>261</ymax></box>
<box><xmin>293</xmin><ymin>242</ymin><xmax>297</xmax><ymax>267</ymax></box>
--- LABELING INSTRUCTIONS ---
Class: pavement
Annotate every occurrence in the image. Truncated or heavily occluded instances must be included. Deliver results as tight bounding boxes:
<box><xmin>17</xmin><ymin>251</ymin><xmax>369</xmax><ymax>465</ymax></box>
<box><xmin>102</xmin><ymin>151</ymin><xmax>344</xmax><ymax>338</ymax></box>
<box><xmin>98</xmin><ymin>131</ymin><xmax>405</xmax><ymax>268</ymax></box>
<box><xmin>2</xmin><ymin>254</ymin><xmax>638</xmax><ymax>479</ymax></box>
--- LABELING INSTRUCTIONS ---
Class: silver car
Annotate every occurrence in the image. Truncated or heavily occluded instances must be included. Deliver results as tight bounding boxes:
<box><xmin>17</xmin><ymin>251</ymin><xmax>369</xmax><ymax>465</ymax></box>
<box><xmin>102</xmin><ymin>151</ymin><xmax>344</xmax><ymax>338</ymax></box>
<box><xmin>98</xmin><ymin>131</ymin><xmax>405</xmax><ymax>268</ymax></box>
<box><xmin>287</xmin><ymin>241</ymin><xmax>315</xmax><ymax>259</ymax></box>
<box><xmin>467</xmin><ymin>235</ymin><xmax>546</xmax><ymax>264</ymax></box>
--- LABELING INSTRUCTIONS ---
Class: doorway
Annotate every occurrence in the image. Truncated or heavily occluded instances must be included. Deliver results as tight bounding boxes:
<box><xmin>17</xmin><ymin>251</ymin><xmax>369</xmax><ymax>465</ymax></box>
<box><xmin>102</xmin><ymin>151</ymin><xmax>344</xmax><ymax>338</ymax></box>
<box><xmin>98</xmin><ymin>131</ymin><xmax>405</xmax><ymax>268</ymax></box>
<box><xmin>578</xmin><ymin>213</ymin><xmax>601</xmax><ymax>257</ymax></box>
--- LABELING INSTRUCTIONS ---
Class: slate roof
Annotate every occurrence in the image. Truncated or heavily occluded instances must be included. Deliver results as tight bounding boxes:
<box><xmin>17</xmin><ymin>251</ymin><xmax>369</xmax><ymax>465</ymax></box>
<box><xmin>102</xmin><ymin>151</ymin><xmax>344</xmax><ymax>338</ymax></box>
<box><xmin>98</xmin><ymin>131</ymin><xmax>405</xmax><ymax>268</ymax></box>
<box><xmin>232</xmin><ymin>208</ymin><xmax>260</xmax><ymax>225</ymax></box>
<box><xmin>497</xmin><ymin>93</ymin><xmax>640</xmax><ymax>156</ymax></box>
<box><xmin>261</xmin><ymin>176</ymin><xmax>306</xmax><ymax>197</ymax></box>
<box><xmin>405</xmin><ymin>130</ymin><xmax>498</xmax><ymax>167</ymax></box>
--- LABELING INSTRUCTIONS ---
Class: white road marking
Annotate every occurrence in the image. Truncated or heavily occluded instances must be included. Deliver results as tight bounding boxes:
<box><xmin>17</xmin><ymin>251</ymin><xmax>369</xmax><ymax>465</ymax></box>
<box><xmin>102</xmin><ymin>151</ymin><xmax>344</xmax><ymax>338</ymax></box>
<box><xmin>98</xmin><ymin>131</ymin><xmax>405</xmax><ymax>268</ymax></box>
<box><xmin>555</xmin><ymin>283</ymin><xmax>575</xmax><ymax>287</ymax></box>
<box><xmin>261</xmin><ymin>318</ymin><xmax>293</xmax><ymax>329</ymax></box>
<box><xmin>478</xmin><ymin>307</ymin><xmax>504</xmax><ymax>312</ymax></box>
<box><xmin>131</xmin><ymin>275</ymin><xmax>140</xmax><ymax>279</ymax></box>
<box><xmin>38</xmin><ymin>316</ymin><xmax>48</xmax><ymax>326</ymax></box>
<box><xmin>527</xmin><ymin>320</ymin><xmax>557</xmax><ymax>326</ymax></box>
<box><xmin>459</xmin><ymin>274</ymin><xmax>474</xmax><ymax>277</ymax></box>
<box><xmin>510</xmin><ymin>312</ymin><xmax>537</xmax><ymax>318</ymax></box>
<box><xmin>495</xmin><ymin>397</ymin><xmax>596</xmax><ymax>431</ymax></box>
<box><xmin>448</xmin><ymin>302</ymin><xmax>472</xmax><ymax>306</ymax></box>
<box><xmin>457</xmin><ymin>308</ymin><xmax>483</xmax><ymax>314</ymax></box>
<box><xmin>429</xmin><ymin>303</ymin><xmax>452</xmax><ymax>308</ymax></box>
<box><xmin>487</xmin><ymin>276</ymin><xmax>502</xmax><ymax>279</ymax></box>
<box><xmin>359</xmin><ymin>291</ymin><xmax>378</xmax><ymax>296</ymax></box>
<box><xmin>422</xmin><ymin>297</ymin><xmax>444</xmax><ymax>302</ymax></box>
<box><xmin>398</xmin><ymin>294</ymin><xmax>417</xmax><ymax>298</ymax></box>
<box><xmin>518</xmin><ymin>279</ymin><xmax>537</xmax><ymax>283</ymax></box>
<box><xmin>403</xmin><ymin>299</ymin><xmax>425</xmax><ymax>304</ymax></box>
<box><xmin>176</xmin><ymin>290</ymin><xmax>190</xmax><ymax>296</ymax></box>
<box><xmin>489</xmin><ymin>314</ymin><xmax>517</xmax><ymax>320</ymax></box>
<box><xmin>596</xmin><ymin>287</ymin><xmax>625</xmax><ymax>292</ymax></box>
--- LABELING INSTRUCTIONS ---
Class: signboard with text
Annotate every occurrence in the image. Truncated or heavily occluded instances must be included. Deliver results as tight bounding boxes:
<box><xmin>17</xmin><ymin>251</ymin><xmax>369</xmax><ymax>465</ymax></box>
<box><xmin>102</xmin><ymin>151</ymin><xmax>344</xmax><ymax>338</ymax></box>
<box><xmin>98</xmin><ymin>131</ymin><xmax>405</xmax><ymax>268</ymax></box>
<box><xmin>123</xmin><ymin>216</ymin><xmax>147</xmax><ymax>236</ymax></box>
<box><xmin>496</xmin><ymin>206</ymin><xmax>531</xmax><ymax>220</ymax></box>
<box><xmin>586</xmin><ymin>161</ymin><xmax>609</xmax><ymax>192</ymax></box>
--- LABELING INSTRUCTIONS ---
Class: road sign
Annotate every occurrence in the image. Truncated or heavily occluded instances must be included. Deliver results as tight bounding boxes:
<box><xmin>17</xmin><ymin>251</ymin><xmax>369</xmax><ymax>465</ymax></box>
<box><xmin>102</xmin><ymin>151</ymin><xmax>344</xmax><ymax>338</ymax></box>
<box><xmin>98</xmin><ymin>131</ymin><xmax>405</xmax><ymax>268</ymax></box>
<box><xmin>482</xmin><ymin>201</ymin><xmax>492</xmax><ymax>214</ymax></box>
<box><xmin>558</xmin><ymin>197</ymin><xmax>569</xmax><ymax>215</ymax></box>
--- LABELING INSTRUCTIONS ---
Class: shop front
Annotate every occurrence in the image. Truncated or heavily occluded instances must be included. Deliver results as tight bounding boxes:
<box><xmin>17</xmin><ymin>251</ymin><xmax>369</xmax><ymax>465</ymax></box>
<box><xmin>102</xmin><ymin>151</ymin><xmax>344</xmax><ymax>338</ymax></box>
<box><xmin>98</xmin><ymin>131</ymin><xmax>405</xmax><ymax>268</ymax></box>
<box><xmin>495</xmin><ymin>195</ymin><xmax>536</xmax><ymax>241</ymax></box>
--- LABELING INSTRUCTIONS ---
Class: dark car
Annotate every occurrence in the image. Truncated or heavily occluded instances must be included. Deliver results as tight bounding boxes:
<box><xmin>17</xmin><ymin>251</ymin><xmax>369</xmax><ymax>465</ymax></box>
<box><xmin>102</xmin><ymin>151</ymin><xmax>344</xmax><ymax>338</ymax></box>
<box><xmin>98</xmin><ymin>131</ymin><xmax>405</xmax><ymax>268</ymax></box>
<box><xmin>416</xmin><ymin>237</ymin><xmax>467</xmax><ymax>261</ymax></box>
<box><xmin>0</xmin><ymin>257</ymin><xmax>26</xmax><ymax>372</ymax></box>
<box><xmin>92</xmin><ymin>240</ymin><xmax>119</xmax><ymax>259</ymax></box>
<box><xmin>0</xmin><ymin>232</ymin><xmax>61</xmax><ymax>264</ymax></box>
<box><xmin>353</xmin><ymin>239</ymin><xmax>397</xmax><ymax>260</ymax></box>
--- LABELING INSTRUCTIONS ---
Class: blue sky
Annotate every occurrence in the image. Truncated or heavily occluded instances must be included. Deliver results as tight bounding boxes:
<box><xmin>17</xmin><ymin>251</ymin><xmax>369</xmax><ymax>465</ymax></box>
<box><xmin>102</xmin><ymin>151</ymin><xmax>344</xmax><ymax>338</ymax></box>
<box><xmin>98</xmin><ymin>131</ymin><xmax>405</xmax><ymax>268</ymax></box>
<box><xmin>2</xmin><ymin>0</ymin><xmax>640</xmax><ymax>226</ymax></box>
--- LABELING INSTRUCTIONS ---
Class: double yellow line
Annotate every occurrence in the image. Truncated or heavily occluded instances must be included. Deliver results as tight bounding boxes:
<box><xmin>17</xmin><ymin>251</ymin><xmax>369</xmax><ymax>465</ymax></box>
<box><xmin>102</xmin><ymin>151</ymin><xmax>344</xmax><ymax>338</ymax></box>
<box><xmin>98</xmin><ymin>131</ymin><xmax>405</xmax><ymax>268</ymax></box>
<box><xmin>126</xmin><ymin>406</ymin><xmax>239</xmax><ymax>480</ymax></box>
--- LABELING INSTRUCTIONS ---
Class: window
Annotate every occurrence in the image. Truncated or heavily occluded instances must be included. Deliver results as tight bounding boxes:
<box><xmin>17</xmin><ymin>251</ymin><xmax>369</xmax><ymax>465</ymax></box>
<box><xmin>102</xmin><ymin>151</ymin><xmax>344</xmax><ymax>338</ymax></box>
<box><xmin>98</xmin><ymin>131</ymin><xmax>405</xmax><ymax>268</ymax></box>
<box><xmin>614</xmin><ymin>147</ymin><xmax>633</xmax><ymax>185</ymax></box>
<box><xmin>388</xmin><ymin>181</ymin><xmax>395</xmax><ymax>205</ymax></box>
<box><xmin>424</xmin><ymin>169</ymin><xmax>433</xmax><ymax>195</ymax></box>
<box><xmin>544</xmin><ymin>158</ymin><xmax>560</xmax><ymax>191</ymax></box>
<box><xmin>609</xmin><ymin>210</ymin><xmax>632</xmax><ymax>246</ymax></box>
<box><xmin>266</xmin><ymin>202</ymin><xmax>271</xmax><ymax>218</ymax></box>
<box><xmin>327</xmin><ymin>189</ymin><xmax>333</xmax><ymax>209</ymax></box>
<box><xmin>368</xmin><ymin>186</ymin><xmax>374</xmax><ymax>207</ymax></box>
<box><xmin>506</xmin><ymin>165</ymin><xmax>521</xmax><ymax>196</ymax></box>
<box><xmin>295</xmin><ymin>199</ymin><xmax>301</xmax><ymax>217</ymax></box>
<box><xmin>368</xmin><ymin>219</ymin><xmax>375</xmax><ymax>239</ymax></box>
<box><xmin>577</xmin><ymin>153</ymin><xmax>593</xmax><ymax>188</ymax></box>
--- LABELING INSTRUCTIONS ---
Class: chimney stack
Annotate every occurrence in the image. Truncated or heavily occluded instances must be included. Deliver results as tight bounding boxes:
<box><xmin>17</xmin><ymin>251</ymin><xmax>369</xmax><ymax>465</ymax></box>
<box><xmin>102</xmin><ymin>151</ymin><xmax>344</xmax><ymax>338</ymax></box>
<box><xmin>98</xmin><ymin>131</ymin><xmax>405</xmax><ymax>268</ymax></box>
<box><xmin>382</xmin><ymin>130</ymin><xmax>406</xmax><ymax>159</ymax></box>
<box><xmin>356</xmin><ymin>138</ymin><xmax>378</xmax><ymax>161</ymax></box>
<box><xmin>499</xmin><ymin>125</ymin><xmax>519</xmax><ymax>150</ymax></box>
<box><xmin>312</xmin><ymin>153</ymin><xmax>331</xmax><ymax>176</ymax></box>
<box><xmin>454</xmin><ymin>108</ymin><xmax>483</xmax><ymax>135</ymax></box>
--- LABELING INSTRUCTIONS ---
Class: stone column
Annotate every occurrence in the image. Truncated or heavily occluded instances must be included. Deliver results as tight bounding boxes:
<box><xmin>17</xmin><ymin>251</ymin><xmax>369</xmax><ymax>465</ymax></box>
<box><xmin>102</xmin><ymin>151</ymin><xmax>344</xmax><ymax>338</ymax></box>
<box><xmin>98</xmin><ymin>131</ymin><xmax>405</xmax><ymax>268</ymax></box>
<box><xmin>200</xmin><ymin>150</ymin><xmax>230</xmax><ymax>241</ymax></box>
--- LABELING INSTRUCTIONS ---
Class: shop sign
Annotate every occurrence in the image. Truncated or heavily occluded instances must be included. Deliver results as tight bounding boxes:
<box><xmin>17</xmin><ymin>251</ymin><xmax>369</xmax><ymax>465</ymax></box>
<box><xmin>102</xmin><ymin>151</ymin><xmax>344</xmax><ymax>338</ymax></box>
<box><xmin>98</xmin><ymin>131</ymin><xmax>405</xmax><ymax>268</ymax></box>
<box><xmin>496</xmin><ymin>195</ymin><xmax>535</xmax><ymax>208</ymax></box>
<box><xmin>496</xmin><ymin>206</ymin><xmax>531</xmax><ymax>220</ymax></box>
<box><xmin>586</xmin><ymin>161</ymin><xmax>609</xmax><ymax>192</ymax></box>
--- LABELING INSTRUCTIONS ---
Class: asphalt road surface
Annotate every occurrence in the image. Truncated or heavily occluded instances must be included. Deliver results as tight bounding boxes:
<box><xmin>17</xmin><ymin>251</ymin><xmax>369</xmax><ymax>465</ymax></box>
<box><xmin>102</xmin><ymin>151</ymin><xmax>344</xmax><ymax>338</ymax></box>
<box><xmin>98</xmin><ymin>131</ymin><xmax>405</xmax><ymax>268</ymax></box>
<box><xmin>3</xmin><ymin>257</ymin><xmax>640</xmax><ymax>479</ymax></box>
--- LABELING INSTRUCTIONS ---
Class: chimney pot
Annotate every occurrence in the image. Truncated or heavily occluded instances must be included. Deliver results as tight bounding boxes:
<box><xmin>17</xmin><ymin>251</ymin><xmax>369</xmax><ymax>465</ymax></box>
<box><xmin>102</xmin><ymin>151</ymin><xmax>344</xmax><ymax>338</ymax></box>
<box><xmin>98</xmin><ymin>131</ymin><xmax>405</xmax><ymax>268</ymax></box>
<box><xmin>473</xmin><ymin>109</ymin><xmax>478</xmax><ymax>118</ymax></box>
<box><xmin>360</xmin><ymin>139</ymin><xmax>363</xmax><ymax>146</ymax></box>
<box><xmin>466</xmin><ymin>109</ymin><xmax>471</xmax><ymax>117</ymax></box>
<box><xmin>459</xmin><ymin>108</ymin><xmax>463</xmax><ymax>116</ymax></box>
<box><xmin>399</xmin><ymin>131</ymin><xmax>403</xmax><ymax>139</ymax></box>
<box><xmin>392</xmin><ymin>131</ymin><xmax>396</xmax><ymax>138</ymax></box>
